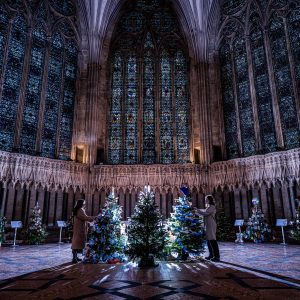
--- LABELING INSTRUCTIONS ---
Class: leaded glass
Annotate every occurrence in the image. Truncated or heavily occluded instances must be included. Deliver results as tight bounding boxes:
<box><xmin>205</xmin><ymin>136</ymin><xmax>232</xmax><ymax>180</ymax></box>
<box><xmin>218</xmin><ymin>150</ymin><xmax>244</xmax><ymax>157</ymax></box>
<box><xmin>269</xmin><ymin>16</ymin><xmax>300</xmax><ymax>149</ymax></box>
<box><xmin>108</xmin><ymin>52</ymin><xmax>123</xmax><ymax>164</ymax></box>
<box><xmin>58</xmin><ymin>39</ymin><xmax>77</xmax><ymax>160</ymax></box>
<box><xmin>124</xmin><ymin>54</ymin><xmax>138</xmax><ymax>164</ymax></box>
<box><xmin>136</xmin><ymin>0</ymin><xmax>160</xmax><ymax>11</ymax></box>
<box><xmin>0</xmin><ymin>16</ymin><xmax>27</xmax><ymax>151</ymax></box>
<box><xmin>108</xmin><ymin>0</ymin><xmax>189</xmax><ymax>164</ymax></box>
<box><xmin>19</xmin><ymin>26</ymin><xmax>47</xmax><ymax>155</ymax></box>
<box><xmin>174</xmin><ymin>50</ymin><xmax>189</xmax><ymax>163</ymax></box>
<box><xmin>160</xmin><ymin>50</ymin><xmax>174</xmax><ymax>164</ymax></box>
<box><xmin>41</xmin><ymin>33</ymin><xmax>64</xmax><ymax>158</ymax></box>
<box><xmin>121</xmin><ymin>12</ymin><xmax>145</xmax><ymax>33</ymax></box>
<box><xmin>151</xmin><ymin>11</ymin><xmax>175</xmax><ymax>33</ymax></box>
<box><xmin>143</xmin><ymin>39</ymin><xmax>155</xmax><ymax>164</ymax></box>
<box><xmin>49</xmin><ymin>0</ymin><xmax>75</xmax><ymax>16</ymax></box>
<box><xmin>288</xmin><ymin>9</ymin><xmax>300</xmax><ymax>110</ymax></box>
<box><xmin>233</xmin><ymin>37</ymin><xmax>256</xmax><ymax>156</ymax></box>
<box><xmin>222</xmin><ymin>0</ymin><xmax>246</xmax><ymax>15</ymax></box>
<box><xmin>250</xmin><ymin>25</ymin><xmax>277</xmax><ymax>152</ymax></box>
<box><xmin>0</xmin><ymin>5</ymin><xmax>8</xmax><ymax>77</ymax></box>
<box><xmin>219</xmin><ymin>43</ymin><xmax>239</xmax><ymax>159</ymax></box>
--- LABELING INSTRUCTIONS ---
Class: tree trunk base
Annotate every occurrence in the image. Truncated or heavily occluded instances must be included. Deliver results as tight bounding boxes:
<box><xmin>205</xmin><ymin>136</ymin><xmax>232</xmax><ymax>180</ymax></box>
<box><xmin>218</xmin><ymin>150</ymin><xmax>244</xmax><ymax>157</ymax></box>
<box><xmin>138</xmin><ymin>255</ymin><xmax>158</xmax><ymax>268</ymax></box>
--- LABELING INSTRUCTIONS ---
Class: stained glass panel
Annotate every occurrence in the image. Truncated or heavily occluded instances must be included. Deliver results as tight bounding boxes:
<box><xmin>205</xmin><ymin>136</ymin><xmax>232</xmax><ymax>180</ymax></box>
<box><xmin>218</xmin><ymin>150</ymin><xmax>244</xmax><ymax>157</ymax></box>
<box><xmin>288</xmin><ymin>9</ymin><xmax>300</xmax><ymax>117</ymax></box>
<box><xmin>19</xmin><ymin>26</ymin><xmax>47</xmax><ymax>155</ymax></box>
<box><xmin>0</xmin><ymin>6</ymin><xmax>8</xmax><ymax>77</ymax></box>
<box><xmin>108</xmin><ymin>52</ymin><xmax>123</xmax><ymax>164</ymax></box>
<box><xmin>143</xmin><ymin>42</ymin><xmax>156</xmax><ymax>163</ymax></box>
<box><xmin>41</xmin><ymin>33</ymin><xmax>64</xmax><ymax>158</ymax></box>
<box><xmin>233</xmin><ymin>37</ymin><xmax>256</xmax><ymax>156</ymax></box>
<box><xmin>58</xmin><ymin>39</ymin><xmax>77</xmax><ymax>160</ymax></box>
<box><xmin>49</xmin><ymin>0</ymin><xmax>75</xmax><ymax>16</ymax></box>
<box><xmin>174</xmin><ymin>50</ymin><xmax>190</xmax><ymax>163</ymax></box>
<box><xmin>269</xmin><ymin>17</ymin><xmax>300</xmax><ymax>149</ymax></box>
<box><xmin>222</xmin><ymin>0</ymin><xmax>246</xmax><ymax>15</ymax></box>
<box><xmin>219</xmin><ymin>43</ymin><xmax>239</xmax><ymax>159</ymax></box>
<box><xmin>0</xmin><ymin>16</ymin><xmax>27</xmax><ymax>151</ymax></box>
<box><xmin>250</xmin><ymin>26</ymin><xmax>277</xmax><ymax>152</ymax></box>
<box><xmin>160</xmin><ymin>50</ymin><xmax>174</xmax><ymax>164</ymax></box>
<box><xmin>124</xmin><ymin>54</ymin><xmax>138</xmax><ymax>164</ymax></box>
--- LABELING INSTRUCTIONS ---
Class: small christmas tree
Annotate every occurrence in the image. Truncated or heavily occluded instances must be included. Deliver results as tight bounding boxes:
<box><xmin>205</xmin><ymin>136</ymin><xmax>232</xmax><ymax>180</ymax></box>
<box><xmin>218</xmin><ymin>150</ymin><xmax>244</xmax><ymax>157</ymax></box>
<box><xmin>244</xmin><ymin>198</ymin><xmax>271</xmax><ymax>243</ymax></box>
<box><xmin>289</xmin><ymin>198</ymin><xmax>300</xmax><ymax>242</ymax></box>
<box><xmin>0</xmin><ymin>215</ymin><xmax>6</xmax><ymax>246</ymax></box>
<box><xmin>26</xmin><ymin>203</ymin><xmax>47</xmax><ymax>245</ymax></box>
<box><xmin>167</xmin><ymin>187</ymin><xmax>205</xmax><ymax>260</ymax></box>
<box><xmin>126</xmin><ymin>185</ymin><xmax>167</xmax><ymax>267</ymax></box>
<box><xmin>216</xmin><ymin>209</ymin><xmax>234</xmax><ymax>241</ymax></box>
<box><xmin>87</xmin><ymin>189</ymin><xmax>125</xmax><ymax>263</ymax></box>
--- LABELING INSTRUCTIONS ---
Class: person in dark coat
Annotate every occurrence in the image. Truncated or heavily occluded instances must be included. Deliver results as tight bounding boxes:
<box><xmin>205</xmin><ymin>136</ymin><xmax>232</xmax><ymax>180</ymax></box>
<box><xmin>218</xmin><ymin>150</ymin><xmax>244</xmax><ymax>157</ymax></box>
<box><xmin>195</xmin><ymin>195</ymin><xmax>220</xmax><ymax>262</ymax></box>
<box><xmin>71</xmin><ymin>199</ymin><xmax>95</xmax><ymax>263</ymax></box>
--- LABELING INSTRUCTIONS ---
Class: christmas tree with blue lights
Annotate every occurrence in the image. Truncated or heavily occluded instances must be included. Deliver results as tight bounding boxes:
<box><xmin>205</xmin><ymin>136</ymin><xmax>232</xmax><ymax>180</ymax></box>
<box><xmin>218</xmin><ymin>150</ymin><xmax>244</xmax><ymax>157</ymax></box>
<box><xmin>244</xmin><ymin>198</ymin><xmax>271</xmax><ymax>243</ymax></box>
<box><xmin>167</xmin><ymin>187</ymin><xmax>205</xmax><ymax>260</ymax></box>
<box><xmin>87</xmin><ymin>189</ymin><xmax>125</xmax><ymax>263</ymax></box>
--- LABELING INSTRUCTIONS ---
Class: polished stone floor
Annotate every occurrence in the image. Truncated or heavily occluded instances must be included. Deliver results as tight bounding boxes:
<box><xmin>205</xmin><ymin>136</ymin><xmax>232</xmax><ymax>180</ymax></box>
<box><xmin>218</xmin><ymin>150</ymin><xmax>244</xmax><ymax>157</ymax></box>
<box><xmin>0</xmin><ymin>242</ymin><xmax>299</xmax><ymax>299</ymax></box>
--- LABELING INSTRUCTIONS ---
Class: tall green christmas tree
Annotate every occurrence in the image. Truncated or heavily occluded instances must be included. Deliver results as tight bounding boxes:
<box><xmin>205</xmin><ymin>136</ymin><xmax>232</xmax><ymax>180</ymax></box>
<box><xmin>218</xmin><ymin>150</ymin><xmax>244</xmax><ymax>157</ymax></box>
<box><xmin>216</xmin><ymin>208</ymin><xmax>235</xmax><ymax>241</ymax></box>
<box><xmin>87</xmin><ymin>189</ymin><xmax>125</xmax><ymax>263</ymax></box>
<box><xmin>244</xmin><ymin>198</ymin><xmax>271</xmax><ymax>243</ymax></box>
<box><xmin>167</xmin><ymin>187</ymin><xmax>205</xmax><ymax>260</ymax></box>
<box><xmin>26</xmin><ymin>203</ymin><xmax>47</xmax><ymax>245</ymax></box>
<box><xmin>126</xmin><ymin>185</ymin><xmax>167</xmax><ymax>267</ymax></box>
<box><xmin>0</xmin><ymin>215</ymin><xmax>6</xmax><ymax>246</ymax></box>
<box><xmin>289</xmin><ymin>198</ymin><xmax>300</xmax><ymax>242</ymax></box>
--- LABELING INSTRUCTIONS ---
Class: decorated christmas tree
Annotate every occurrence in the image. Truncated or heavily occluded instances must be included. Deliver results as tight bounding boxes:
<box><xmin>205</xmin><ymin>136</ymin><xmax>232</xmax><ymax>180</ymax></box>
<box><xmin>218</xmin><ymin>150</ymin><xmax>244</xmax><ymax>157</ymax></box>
<box><xmin>289</xmin><ymin>197</ymin><xmax>300</xmax><ymax>242</ymax></box>
<box><xmin>26</xmin><ymin>203</ymin><xmax>47</xmax><ymax>245</ymax></box>
<box><xmin>87</xmin><ymin>189</ymin><xmax>125</xmax><ymax>263</ymax></box>
<box><xmin>125</xmin><ymin>185</ymin><xmax>167</xmax><ymax>267</ymax></box>
<box><xmin>216</xmin><ymin>208</ymin><xmax>235</xmax><ymax>241</ymax></box>
<box><xmin>167</xmin><ymin>187</ymin><xmax>205</xmax><ymax>260</ymax></box>
<box><xmin>0</xmin><ymin>215</ymin><xmax>6</xmax><ymax>246</ymax></box>
<box><xmin>244</xmin><ymin>198</ymin><xmax>271</xmax><ymax>243</ymax></box>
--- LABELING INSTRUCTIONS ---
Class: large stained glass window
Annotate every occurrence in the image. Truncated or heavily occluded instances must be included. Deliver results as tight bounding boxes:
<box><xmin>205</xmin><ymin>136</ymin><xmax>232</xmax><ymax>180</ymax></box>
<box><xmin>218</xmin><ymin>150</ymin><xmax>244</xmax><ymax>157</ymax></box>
<box><xmin>108</xmin><ymin>52</ymin><xmax>123</xmax><ymax>164</ymax></box>
<box><xmin>0</xmin><ymin>1</ymin><xmax>78</xmax><ymax>160</ymax></box>
<box><xmin>0</xmin><ymin>15</ymin><xmax>27</xmax><ymax>151</ymax></box>
<box><xmin>219</xmin><ymin>43</ymin><xmax>239</xmax><ymax>159</ymax></box>
<box><xmin>269</xmin><ymin>16</ymin><xmax>300</xmax><ymax>149</ymax></box>
<box><xmin>19</xmin><ymin>26</ymin><xmax>47</xmax><ymax>155</ymax></box>
<box><xmin>250</xmin><ymin>23</ymin><xmax>277</xmax><ymax>153</ymax></box>
<box><xmin>142</xmin><ymin>33</ymin><xmax>156</xmax><ymax>164</ymax></box>
<box><xmin>160</xmin><ymin>50</ymin><xmax>174</xmax><ymax>164</ymax></box>
<box><xmin>58</xmin><ymin>39</ymin><xmax>78</xmax><ymax>160</ymax></box>
<box><xmin>108</xmin><ymin>0</ymin><xmax>190</xmax><ymax>164</ymax></box>
<box><xmin>41</xmin><ymin>33</ymin><xmax>64</xmax><ymax>158</ymax></box>
<box><xmin>233</xmin><ymin>37</ymin><xmax>256</xmax><ymax>156</ymax></box>
<box><xmin>220</xmin><ymin>1</ymin><xmax>300</xmax><ymax>159</ymax></box>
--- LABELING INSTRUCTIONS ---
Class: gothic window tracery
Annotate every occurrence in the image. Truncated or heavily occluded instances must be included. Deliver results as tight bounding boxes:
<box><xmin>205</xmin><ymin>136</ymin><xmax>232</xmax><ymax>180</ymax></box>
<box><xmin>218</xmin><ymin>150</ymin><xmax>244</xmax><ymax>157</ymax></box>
<box><xmin>219</xmin><ymin>0</ymin><xmax>300</xmax><ymax>159</ymax></box>
<box><xmin>108</xmin><ymin>0</ymin><xmax>190</xmax><ymax>164</ymax></box>
<box><xmin>0</xmin><ymin>0</ymin><xmax>78</xmax><ymax>160</ymax></box>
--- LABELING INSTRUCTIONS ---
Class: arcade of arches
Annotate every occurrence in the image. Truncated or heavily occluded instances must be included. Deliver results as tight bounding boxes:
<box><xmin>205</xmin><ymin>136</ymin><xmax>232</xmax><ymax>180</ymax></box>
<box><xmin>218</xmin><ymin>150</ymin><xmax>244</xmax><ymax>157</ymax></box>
<box><xmin>0</xmin><ymin>0</ymin><xmax>300</xmax><ymax>227</ymax></box>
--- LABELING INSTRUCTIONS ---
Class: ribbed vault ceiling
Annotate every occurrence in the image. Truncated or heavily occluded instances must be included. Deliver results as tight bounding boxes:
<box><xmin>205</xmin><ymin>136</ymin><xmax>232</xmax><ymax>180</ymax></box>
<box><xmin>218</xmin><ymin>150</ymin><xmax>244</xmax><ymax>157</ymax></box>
<box><xmin>80</xmin><ymin>0</ymin><xmax>217</xmax><ymax>62</ymax></box>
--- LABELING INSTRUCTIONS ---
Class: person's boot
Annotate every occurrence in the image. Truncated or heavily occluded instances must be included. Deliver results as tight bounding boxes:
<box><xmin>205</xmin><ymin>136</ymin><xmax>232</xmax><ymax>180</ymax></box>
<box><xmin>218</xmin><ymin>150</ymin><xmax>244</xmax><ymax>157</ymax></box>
<box><xmin>72</xmin><ymin>250</ymin><xmax>78</xmax><ymax>263</ymax></box>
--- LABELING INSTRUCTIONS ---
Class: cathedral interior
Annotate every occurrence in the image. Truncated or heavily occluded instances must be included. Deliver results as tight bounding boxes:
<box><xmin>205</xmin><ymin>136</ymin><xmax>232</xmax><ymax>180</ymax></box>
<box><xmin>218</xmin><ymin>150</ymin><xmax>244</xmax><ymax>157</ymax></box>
<box><xmin>0</xmin><ymin>0</ymin><xmax>300</xmax><ymax>299</ymax></box>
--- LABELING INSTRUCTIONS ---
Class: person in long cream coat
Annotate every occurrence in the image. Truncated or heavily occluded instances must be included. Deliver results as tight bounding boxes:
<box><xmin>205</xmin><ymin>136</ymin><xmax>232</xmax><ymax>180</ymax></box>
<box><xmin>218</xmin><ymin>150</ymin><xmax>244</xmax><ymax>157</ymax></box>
<box><xmin>71</xmin><ymin>199</ymin><xmax>95</xmax><ymax>263</ymax></box>
<box><xmin>195</xmin><ymin>195</ymin><xmax>220</xmax><ymax>262</ymax></box>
